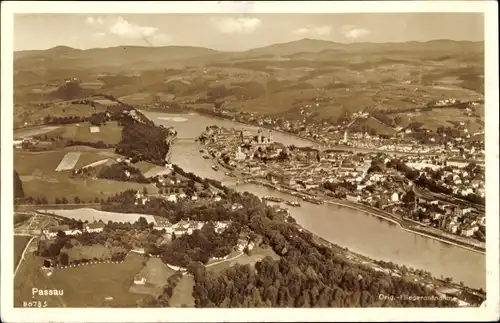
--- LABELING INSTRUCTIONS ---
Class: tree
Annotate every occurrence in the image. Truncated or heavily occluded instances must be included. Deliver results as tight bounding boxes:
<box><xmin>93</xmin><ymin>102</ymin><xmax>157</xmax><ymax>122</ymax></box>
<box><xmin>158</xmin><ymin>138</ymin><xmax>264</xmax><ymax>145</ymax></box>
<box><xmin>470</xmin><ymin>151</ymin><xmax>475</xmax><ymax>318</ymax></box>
<box><xmin>143</xmin><ymin>187</ymin><xmax>149</xmax><ymax>195</ymax></box>
<box><xmin>14</xmin><ymin>170</ymin><xmax>24</xmax><ymax>198</ymax></box>
<box><xmin>59</xmin><ymin>252</ymin><xmax>69</xmax><ymax>266</ymax></box>
<box><xmin>61</xmin><ymin>197</ymin><xmax>69</xmax><ymax>204</ymax></box>
<box><xmin>74</xmin><ymin>196</ymin><xmax>81</xmax><ymax>204</ymax></box>
<box><xmin>402</xmin><ymin>190</ymin><xmax>416</xmax><ymax>204</ymax></box>
<box><xmin>57</xmin><ymin>230</ymin><xmax>66</xmax><ymax>238</ymax></box>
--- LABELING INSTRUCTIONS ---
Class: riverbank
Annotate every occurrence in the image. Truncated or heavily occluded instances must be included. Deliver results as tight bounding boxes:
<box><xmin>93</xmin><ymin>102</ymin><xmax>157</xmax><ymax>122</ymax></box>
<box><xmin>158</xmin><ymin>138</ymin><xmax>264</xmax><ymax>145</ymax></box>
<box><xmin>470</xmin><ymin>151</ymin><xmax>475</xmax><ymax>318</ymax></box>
<box><xmin>199</xmin><ymin>140</ymin><xmax>485</xmax><ymax>254</ymax></box>
<box><xmin>245</xmin><ymin>177</ymin><xmax>486</xmax><ymax>254</ymax></box>
<box><xmin>189</xmin><ymin>110</ymin><xmax>444</xmax><ymax>156</ymax></box>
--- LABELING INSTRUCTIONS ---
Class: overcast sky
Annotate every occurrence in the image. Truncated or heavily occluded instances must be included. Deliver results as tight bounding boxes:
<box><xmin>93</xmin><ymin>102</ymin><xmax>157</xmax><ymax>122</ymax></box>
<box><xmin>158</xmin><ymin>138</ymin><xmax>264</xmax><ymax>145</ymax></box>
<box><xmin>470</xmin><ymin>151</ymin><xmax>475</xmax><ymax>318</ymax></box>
<box><xmin>14</xmin><ymin>13</ymin><xmax>484</xmax><ymax>51</ymax></box>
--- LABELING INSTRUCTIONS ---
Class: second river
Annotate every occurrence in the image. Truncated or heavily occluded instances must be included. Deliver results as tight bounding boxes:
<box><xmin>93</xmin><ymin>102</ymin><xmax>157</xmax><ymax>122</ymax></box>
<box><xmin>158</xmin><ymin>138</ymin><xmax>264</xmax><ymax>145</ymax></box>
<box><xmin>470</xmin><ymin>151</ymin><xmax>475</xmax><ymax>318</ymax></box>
<box><xmin>143</xmin><ymin>111</ymin><xmax>486</xmax><ymax>290</ymax></box>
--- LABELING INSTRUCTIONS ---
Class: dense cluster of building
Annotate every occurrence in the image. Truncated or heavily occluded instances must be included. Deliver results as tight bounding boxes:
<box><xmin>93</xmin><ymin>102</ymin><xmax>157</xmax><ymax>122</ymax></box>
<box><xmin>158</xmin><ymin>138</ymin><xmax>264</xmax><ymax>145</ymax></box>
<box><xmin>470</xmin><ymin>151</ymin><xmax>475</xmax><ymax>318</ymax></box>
<box><xmin>199</xmin><ymin>125</ymin><xmax>486</xmax><ymax>243</ymax></box>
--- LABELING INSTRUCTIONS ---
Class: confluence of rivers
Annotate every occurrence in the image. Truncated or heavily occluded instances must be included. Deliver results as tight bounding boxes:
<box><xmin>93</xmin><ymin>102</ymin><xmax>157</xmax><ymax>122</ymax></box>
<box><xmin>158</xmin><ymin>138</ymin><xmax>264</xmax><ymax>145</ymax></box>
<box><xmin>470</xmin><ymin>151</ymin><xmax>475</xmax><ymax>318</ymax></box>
<box><xmin>142</xmin><ymin>111</ymin><xmax>486</xmax><ymax>289</ymax></box>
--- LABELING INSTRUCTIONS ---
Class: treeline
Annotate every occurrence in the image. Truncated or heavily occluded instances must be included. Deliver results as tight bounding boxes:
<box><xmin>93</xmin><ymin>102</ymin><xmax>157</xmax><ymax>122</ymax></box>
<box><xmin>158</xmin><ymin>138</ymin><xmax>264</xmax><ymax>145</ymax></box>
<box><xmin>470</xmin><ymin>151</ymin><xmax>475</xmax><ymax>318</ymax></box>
<box><xmin>44</xmin><ymin>115</ymin><xmax>87</xmax><ymax>125</ymax></box>
<box><xmin>37</xmin><ymin>232</ymin><xmax>128</xmax><ymax>267</ymax></box>
<box><xmin>97</xmin><ymin>162</ymin><xmax>151</xmax><ymax>183</ymax></box>
<box><xmin>115</xmin><ymin>120</ymin><xmax>171</xmax><ymax>165</ymax></box>
<box><xmin>172</xmin><ymin>164</ymin><xmax>229</xmax><ymax>194</ymax></box>
<box><xmin>189</xmin><ymin>237</ymin><xmax>455</xmax><ymax>307</ymax></box>
<box><xmin>66</xmin><ymin>140</ymin><xmax>115</xmax><ymax>149</ymax></box>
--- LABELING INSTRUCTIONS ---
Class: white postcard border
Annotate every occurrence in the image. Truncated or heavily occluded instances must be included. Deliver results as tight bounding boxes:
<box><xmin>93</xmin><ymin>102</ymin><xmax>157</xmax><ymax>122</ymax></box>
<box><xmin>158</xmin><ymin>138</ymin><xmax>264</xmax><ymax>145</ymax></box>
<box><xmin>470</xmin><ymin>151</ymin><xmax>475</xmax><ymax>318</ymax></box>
<box><xmin>1</xmin><ymin>1</ymin><xmax>499</xmax><ymax>322</ymax></box>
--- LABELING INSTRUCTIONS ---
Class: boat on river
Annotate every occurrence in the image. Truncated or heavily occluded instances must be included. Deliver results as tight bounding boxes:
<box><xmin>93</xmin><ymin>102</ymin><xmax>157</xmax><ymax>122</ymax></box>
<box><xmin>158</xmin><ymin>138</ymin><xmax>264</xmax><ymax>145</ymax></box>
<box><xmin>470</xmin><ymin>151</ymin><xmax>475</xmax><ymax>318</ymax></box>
<box><xmin>212</xmin><ymin>165</ymin><xmax>219</xmax><ymax>171</ymax></box>
<box><xmin>262</xmin><ymin>196</ymin><xmax>284</xmax><ymax>203</ymax></box>
<box><xmin>203</xmin><ymin>155</ymin><xmax>210</xmax><ymax>159</ymax></box>
<box><xmin>302</xmin><ymin>196</ymin><xmax>324</xmax><ymax>205</ymax></box>
<box><xmin>285</xmin><ymin>201</ymin><xmax>301</xmax><ymax>207</ymax></box>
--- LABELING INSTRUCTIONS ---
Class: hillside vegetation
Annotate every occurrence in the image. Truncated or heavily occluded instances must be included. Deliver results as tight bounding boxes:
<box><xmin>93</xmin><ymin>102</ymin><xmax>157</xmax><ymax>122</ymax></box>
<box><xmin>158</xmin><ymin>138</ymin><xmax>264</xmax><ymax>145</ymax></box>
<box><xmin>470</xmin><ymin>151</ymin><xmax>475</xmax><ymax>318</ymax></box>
<box><xmin>14</xmin><ymin>39</ymin><xmax>484</xmax><ymax>130</ymax></box>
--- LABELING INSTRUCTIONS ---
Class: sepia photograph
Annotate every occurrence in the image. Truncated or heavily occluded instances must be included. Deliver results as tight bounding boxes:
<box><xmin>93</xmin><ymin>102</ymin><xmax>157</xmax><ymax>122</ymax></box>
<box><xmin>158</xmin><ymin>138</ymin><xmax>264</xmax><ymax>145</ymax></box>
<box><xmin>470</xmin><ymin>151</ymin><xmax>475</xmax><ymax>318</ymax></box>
<box><xmin>1</xmin><ymin>1</ymin><xmax>499</xmax><ymax>322</ymax></box>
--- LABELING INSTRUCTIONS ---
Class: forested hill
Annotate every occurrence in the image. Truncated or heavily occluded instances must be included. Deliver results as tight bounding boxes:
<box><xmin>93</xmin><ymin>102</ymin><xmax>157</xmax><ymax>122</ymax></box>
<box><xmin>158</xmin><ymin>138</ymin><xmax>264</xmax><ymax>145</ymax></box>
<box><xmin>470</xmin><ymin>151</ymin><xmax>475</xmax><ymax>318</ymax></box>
<box><xmin>101</xmin><ymin>172</ymin><xmax>458</xmax><ymax>308</ymax></box>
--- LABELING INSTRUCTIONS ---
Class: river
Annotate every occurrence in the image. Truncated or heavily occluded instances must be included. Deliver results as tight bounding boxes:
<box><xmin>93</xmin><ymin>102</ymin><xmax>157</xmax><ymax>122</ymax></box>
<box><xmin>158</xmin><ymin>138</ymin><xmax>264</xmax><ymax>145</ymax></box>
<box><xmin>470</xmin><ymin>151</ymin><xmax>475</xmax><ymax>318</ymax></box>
<box><xmin>142</xmin><ymin>111</ymin><xmax>486</xmax><ymax>289</ymax></box>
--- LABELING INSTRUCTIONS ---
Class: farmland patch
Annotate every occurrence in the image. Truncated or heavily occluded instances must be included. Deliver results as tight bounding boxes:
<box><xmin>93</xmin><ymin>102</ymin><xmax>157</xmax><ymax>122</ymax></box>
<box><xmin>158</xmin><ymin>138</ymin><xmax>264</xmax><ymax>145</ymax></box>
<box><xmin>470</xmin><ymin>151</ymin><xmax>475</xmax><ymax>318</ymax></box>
<box><xmin>55</xmin><ymin>152</ymin><xmax>81</xmax><ymax>171</ymax></box>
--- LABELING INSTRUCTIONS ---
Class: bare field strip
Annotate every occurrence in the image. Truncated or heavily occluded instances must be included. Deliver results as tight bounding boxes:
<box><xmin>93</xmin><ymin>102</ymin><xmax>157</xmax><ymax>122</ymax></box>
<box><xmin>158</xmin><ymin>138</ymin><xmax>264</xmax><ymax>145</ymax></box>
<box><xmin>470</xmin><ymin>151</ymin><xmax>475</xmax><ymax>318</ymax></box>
<box><xmin>143</xmin><ymin>166</ymin><xmax>172</xmax><ymax>178</ymax></box>
<box><xmin>55</xmin><ymin>152</ymin><xmax>81</xmax><ymax>171</ymax></box>
<box><xmin>14</xmin><ymin>126</ymin><xmax>61</xmax><ymax>139</ymax></box>
<box><xmin>42</xmin><ymin>208</ymin><xmax>157</xmax><ymax>224</ymax></box>
<box><xmin>81</xmin><ymin>158</ymin><xmax>110</xmax><ymax>169</ymax></box>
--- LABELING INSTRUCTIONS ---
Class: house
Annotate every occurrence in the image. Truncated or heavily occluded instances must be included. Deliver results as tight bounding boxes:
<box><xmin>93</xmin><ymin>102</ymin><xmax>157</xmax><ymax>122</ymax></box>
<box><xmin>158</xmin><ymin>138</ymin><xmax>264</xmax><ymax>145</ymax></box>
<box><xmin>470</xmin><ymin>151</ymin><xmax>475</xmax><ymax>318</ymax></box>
<box><xmin>84</xmin><ymin>222</ymin><xmax>105</xmax><ymax>233</ymax></box>
<box><xmin>43</xmin><ymin>225</ymin><xmax>82</xmax><ymax>239</ymax></box>
<box><xmin>391</xmin><ymin>192</ymin><xmax>399</xmax><ymax>203</ymax></box>
<box><xmin>167</xmin><ymin>194</ymin><xmax>177</xmax><ymax>203</ymax></box>
<box><xmin>133</xmin><ymin>273</ymin><xmax>146</xmax><ymax>285</ymax></box>
<box><xmin>13</xmin><ymin>140</ymin><xmax>24</xmax><ymax>148</ymax></box>
<box><xmin>154</xmin><ymin>218</ymin><xmax>172</xmax><ymax>231</ymax></box>
<box><xmin>214</xmin><ymin>221</ymin><xmax>229</xmax><ymax>233</ymax></box>
<box><xmin>461</xmin><ymin>228</ymin><xmax>475</xmax><ymax>237</ymax></box>
<box><xmin>231</xmin><ymin>203</ymin><xmax>243</xmax><ymax>210</ymax></box>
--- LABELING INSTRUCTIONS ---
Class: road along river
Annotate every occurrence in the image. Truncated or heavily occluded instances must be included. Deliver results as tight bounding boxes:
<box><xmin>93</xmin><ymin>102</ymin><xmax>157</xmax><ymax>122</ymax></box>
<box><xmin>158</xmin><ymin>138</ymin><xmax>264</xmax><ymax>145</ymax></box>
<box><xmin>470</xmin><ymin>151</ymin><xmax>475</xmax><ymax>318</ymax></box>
<box><xmin>142</xmin><ymin>111</ymin><xmax>486</xmax><ymax>290</ymax></box>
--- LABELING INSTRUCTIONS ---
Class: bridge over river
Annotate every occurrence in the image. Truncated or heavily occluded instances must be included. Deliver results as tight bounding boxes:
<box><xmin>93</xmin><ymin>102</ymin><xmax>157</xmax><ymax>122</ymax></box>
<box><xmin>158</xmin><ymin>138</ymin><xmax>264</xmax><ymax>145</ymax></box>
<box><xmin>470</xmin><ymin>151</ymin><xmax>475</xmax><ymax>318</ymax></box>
<box><xmin>173</xmin><ymin>137</ymin><xmax>197</xmax><ymax>143</ymax></box>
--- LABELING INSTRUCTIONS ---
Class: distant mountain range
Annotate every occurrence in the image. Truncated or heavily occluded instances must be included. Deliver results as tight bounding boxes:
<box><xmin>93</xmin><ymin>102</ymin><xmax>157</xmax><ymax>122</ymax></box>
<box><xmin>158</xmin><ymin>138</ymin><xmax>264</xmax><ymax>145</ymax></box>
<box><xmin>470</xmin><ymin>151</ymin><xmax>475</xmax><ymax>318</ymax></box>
<box><xmin>14</xmin><ymin>38</ymin><xmax>484</xmax><ymax>71</ymax></box>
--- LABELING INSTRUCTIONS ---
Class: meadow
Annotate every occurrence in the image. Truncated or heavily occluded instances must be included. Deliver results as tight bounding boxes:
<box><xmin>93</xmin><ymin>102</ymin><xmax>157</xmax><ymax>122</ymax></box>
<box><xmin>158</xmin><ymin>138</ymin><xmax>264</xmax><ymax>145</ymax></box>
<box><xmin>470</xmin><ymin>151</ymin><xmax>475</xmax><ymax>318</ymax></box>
<box><xmin>15</xmin><ymin>148</ymin><xmax>157</xmax><ymax>203</ymax></box>
<box><xmin>14</xmin><ymin>235</ymin><xmax>33</xmax><ymax>269</ymax></box>
<box><xmin>168</xmin><ymin>275</ymin><xmax>195</xmax><ymax>307</ymax></box>
<box><xmin>207</xmin><ymin>247</ymin><xmax>280</xmax><ymax>273</ymax></box>
<box><xmin>15</xmin><ymin>253</ymin><xmax>146</xmax><ymax>307</ymax></box>
<box><xmin>45</xmin><ymin>121</ymin><xmax>123</xmax><ymax>145</ymax></box>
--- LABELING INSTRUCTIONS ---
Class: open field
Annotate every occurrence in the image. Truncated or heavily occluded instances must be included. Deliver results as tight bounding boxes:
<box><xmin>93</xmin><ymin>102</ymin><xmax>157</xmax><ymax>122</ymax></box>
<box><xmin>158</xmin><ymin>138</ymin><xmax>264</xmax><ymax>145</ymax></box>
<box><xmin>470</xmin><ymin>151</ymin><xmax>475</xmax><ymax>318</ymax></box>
<box><xmin>14</xmin><ymin>235</ymin><xmax>33</xmax><ymax>269</ymax></box>
<box><xmin>119</xmin><ymin>93</ymin><xmax>153</xmax><ymax>105</ymax></box>
<box><xmin>18</xmin><ymin>174</ymin><xmax>157</xmax><ymax>203</ymax></box>
<box><xmin>55</xmin><ymin>152</ymin><xmax>81</xmax><ymax>171</ymax></box>
<box><xmin>80</xmin><ymin>81</ymin><xmax>105</xmax><ymax>90</ymax></box>
<box><xmin>15</xmin><ymin>150</ymin><xmax>68</xmax><ymax>174</ymax></box>
<box><xmin>208</xmin><ymin>247</ymin><xmax>280</xmax><ymax>272</ymax></box>
<box><xmin>14</xmin><ymin>253</ymin><xmax>146</xmax><ymax>307</ymax></box>
<box><xmin>14</xmin><ymin>255</ymin><xmax>68</xmax><ymax>307</ymax></box>
<box><xmin>168</xmin><ymin>274</ymin><xmax>195</xmax><ymax>307</ymax></box>
<box><xmin>15</xmin><ymin>149</ymin><xmax>156</xmax><ymax>202</ymax></box>
<box><xmin>44</xmin><ymin>208</ymin><xmax>157</xmax><ymax>224</ymax></box>
<box><xmin>43</xmin><ymin>121</ymin><xmax>123</xmax><ymax>145</ymax></box>
<box><xmin>64</xmin><ymin>244</ymin><xmax>113</xmax><ymax>262</ymax></box>
<box><xmin>93</xmin><ymin>99</ymin><xmax>116</xmax><ymax>105</ymax></box>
